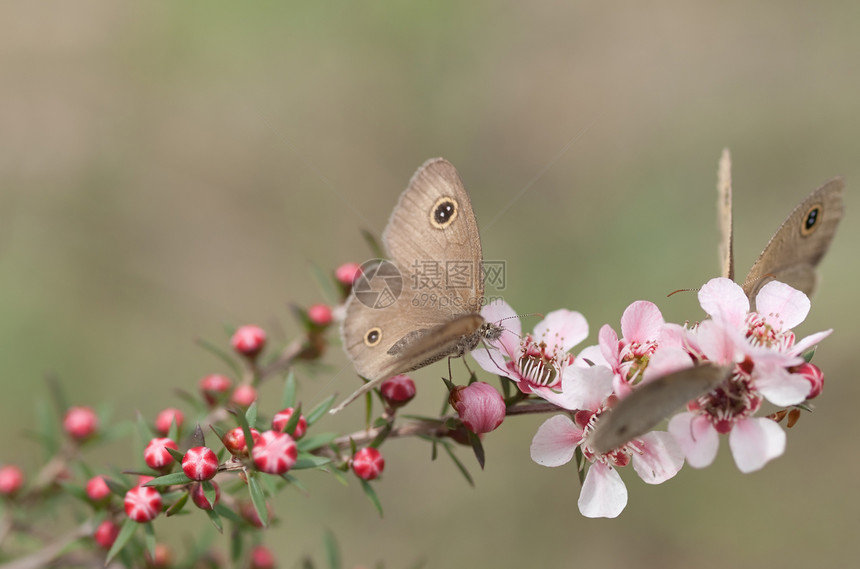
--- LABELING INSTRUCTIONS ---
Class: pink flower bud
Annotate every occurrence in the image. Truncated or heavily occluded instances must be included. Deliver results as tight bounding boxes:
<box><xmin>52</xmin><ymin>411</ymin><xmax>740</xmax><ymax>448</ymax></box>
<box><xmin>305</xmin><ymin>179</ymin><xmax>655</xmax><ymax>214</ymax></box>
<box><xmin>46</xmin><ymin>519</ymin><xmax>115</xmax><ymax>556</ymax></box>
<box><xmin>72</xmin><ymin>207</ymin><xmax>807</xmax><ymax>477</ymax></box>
<box><xmin>250</xmin><ymin>545</ymin><xmax>276</xmax><ymax>569</ymax></box>
<box><xmin>200</xmin><ymin>374</ymin><xmax>233</xmax><ymax>406</ymax></box>
<box><xmin>307</xmin><ymin>303</ymin><xmax>333</xmax><ymax>326</ymax></box>
<box><xmin>223</xmin><ymin>427</ymin><xmax>261</xmax><ymax>456</ymax></box>
<box><xmin>380</xmin><ymin>375</ymin><xmax>416</xmax><ymax>407</ymax></box>
<box><xmin>144</xmin><ymin>437</ymin><xmax>179</xmax><ymax>471</ymax></box>
<box><xmin>63</xmin><ymin>406</ymin><xmax>99</xmax><ymax>440</ymax></box>
<box><xmin>154</xmin><ymin>408</ymin><xmax>184</xmax><ymax>435</ymax></box>
<box><xmin>231</xmin><ymin>325</ymin><xmax>267</xmax><ymax>358</ymax></box>
<box><xmin>145</xmin><ymin>543</ymin><xmax>172</xmax><ymax>568</ymax></box>
<box><xmin>93</xmin><ymin>520</ymin><xmax>120</xmax><ymax>549</ymax></box>
<box><xmin>252</xmin><ymin>431</ymin><xmax>298</xmax><ymax>475</ymax></box>
<box><xmin>124</xmin><ymin>485</ymin><xmax>162</xmax><ymax>523</ymax></box>
<box><xmin>86</xmin><ymin>475</ymin><xmax>111</xmax><ymax>502</ymax></box>
<box><xmin>351</xmin><ymin>447</ymin><xmax>385</xmax><ymax>481</ymax></box>
<box><xmin>795</xmin><ymin>362</ymin><xmax>824</xmax><ymax>399</ymax></box>
<box><xmin>190</xmin><ymin>481</ymin><xmax>221</xmax><ymax>510</ymax></box>
<box><xmin>335</xmin><ymin>262</ymin><xmax>362</xmax><ymax>285</ymax></box>
<box><xmin>272</xmin><ymin>407</ymin><xmax>307</xmax><ymax>438</ymax></box>
<box><xmin>182</xmin><ymin>446</ymin><xmax>219</xmax><ymax>481</ymax></box>
<box><xmin>450</xmin><ymin>382</ymin><xmax>506</xmax><ymax>434</ymax></box>
<box><xmin>231</xmin><ymin>385</ymin><xmax>258</xmax><ymax>408</ymax></box>
<box><xmin>0</xmin><ymin>464</ymin><xmax>24</xmax><ymax>495</ymax></box>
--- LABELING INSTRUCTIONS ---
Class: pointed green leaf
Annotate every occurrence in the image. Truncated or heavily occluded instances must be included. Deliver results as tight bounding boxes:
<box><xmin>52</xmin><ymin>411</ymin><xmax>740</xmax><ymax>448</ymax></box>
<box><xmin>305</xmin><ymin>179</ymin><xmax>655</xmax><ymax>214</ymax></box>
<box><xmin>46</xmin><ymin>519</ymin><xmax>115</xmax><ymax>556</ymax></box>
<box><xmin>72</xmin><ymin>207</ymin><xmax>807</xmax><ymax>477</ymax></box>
<box><xmin>247</xmin><ymin>475</ymin><xmax>268</xmax><ymax>527</ymax></box>
<box><xmin>359</xmin><ymin>478</ymin><xmax>383</xmax><ymax>517</ymax></box>
<box><xmin>214</xmin><ymin>503</ymin><xmax>243</xmax><ymax>524</ymax></box>
<box><xmin>467</xmin><ymin>431</ymin><xmax>485</xmax><ymax>470</ymax></box>
<box><xmin>165</xmin><ymin>491</ymin><xmax>189</xmax><ymax>516</ymax></box>
<box><xmin>145</xmin><ymin>472</ymin><xmax>192</xmax><ymax>487</ymax></box>
<box><xmin>206</xmin><ymin>507</ymin><xmax>224</xmax><ymax>533</ymax></box>
<box><xmin>281</xmin><ymin>372</ymin><xmax>298</xmax><ymax>410</ymax></box>
<box><xmin>280</xmin><ymin>403</ymin><xmax>303</xmax><ymax>436</ymax></box>
<box><xmin>195</xmin><ymin>337</ymin><xmax>242</xmax><ymax>377</ymax></box>
<box><xmin>292</xmin><ymin>453</ymin><xmax>332</xmax><ymax>470</ymax></box>
<box><xmin>106</xmin><ymin>518</ymin><xmax>138</xmax><ymax>564</ymax></box>
<box><xmin>245</xmin><ymin>401</ymin><xmax>259</xmax><ymax>431</ymax></box>
<box><xmin>360</xmin><ymin>229</ymin><xmax>385</xmax><ymax>259</ymax></box>
<box><xmin>167</xmin><ymin>416</ymin><xmax>180</xmax><ymax>442</ymax></box>
<box><xmin>166</xmin><ymin>446</ymin><xmax>185</xmax><ymax>464</ymax></box>
<box><xmin>296</xmin><ymin>432</ymin><xmax>337</xmax><ymax>452</ymax></box>
<box><xmin>323</xmin><ymin>528</ymin><xmax>342</xmax><ymax>569</ymax></box>
<box><xmin>307</xmin><ymin>395</ymin><xmax>336</xmax><ymax>425</ymax></box>
<box><xmin>442</xmin><ymin>444</ymin><xmax>473</xmax><ymax>487</ymax></box>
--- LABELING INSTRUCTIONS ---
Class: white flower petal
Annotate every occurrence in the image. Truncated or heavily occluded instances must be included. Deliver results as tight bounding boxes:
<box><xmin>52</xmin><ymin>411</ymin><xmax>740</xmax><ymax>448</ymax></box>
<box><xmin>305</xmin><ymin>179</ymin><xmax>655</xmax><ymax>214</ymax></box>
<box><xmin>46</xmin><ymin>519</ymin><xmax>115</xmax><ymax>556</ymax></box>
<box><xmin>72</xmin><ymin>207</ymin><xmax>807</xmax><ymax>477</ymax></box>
<box><xmin>575</xmin><ymin>344</ymin><xmax>609</xmax><ymax>368</ymax></box>
<box><xmin>790</xmin><ymin>329</ymin><xmax>833</xmax><ymax>357</ymax></box>
<box><xmin>530</xmin><ymin>415</ymin><xmax>582</xmax><ymax>467</ymax></box>
<box><xmin>668</xmin><ymin>412</ymin><xmax>719</xmax><ymax>469</ymax></box>
<box><xmin>632</xmin><ymin>432</ymin><xmax>685</xmax><ymax>484</ymax></box>
<box><xmin>560</xmin><ymin>365</ymin><xmax>615</xmax><ymax>410</ymax></box>
<box><xmin>481</xmin><ymin>299</ymin><xmax>521</xmax><ymax>357</ymax></box>
<box><xmin>695</xmin><ymin>319</ymin><xmax>742</xmax><ymax>365</ymax></box>
<box><xmin>755</xmin><ymin>367</ymin><xmax>811</xmax><ymax>407</ymax></box>
<box><xmin>755</xmin><ymin>281</ymin><xmax>810</xmax><ymax>330</ymax></box>
<box><xmin>578</xmin><ymin>462</ymin><xmax>628</xmax><ymax>519</ymax></box>
<box><xmin>729</xmin><ymin>417</ymin><xmax>786</xmax><ymax>473</ymax></box>
<box><xmin>532</xmin><ymin>309</ymin><xmax>589</xmax><ymax>354</ymax></box>
<box><xmin>698</xmin><ymin>277</ymin><xmax>749</xmax><ymax>328</ymax></box>
<box><xmin>598</xmin><ymin>325</ymin><xmax>620</xmax><ymax>368</ymax></box>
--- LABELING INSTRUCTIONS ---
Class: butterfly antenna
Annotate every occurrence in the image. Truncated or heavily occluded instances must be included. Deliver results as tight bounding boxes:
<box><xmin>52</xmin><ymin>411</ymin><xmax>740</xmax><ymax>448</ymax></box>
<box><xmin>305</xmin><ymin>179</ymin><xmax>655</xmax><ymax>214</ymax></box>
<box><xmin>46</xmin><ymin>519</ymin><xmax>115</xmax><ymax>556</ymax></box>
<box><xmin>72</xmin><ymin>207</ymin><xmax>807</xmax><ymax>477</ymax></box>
<box><xmin>666</xmin><ymin>288</ymin><xmax>700</xmax><ymax>298</ymax></box>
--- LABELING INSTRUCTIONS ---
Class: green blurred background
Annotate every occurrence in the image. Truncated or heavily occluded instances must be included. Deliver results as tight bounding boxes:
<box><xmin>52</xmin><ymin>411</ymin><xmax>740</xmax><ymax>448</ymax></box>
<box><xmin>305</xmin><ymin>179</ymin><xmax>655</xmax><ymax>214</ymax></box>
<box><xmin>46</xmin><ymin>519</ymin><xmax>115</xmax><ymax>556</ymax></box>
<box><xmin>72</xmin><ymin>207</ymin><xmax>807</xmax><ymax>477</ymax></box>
<box><xmin>1</xmin><ymin>1</ymin><xmax>858</xmax><ymax>567</ymax></box>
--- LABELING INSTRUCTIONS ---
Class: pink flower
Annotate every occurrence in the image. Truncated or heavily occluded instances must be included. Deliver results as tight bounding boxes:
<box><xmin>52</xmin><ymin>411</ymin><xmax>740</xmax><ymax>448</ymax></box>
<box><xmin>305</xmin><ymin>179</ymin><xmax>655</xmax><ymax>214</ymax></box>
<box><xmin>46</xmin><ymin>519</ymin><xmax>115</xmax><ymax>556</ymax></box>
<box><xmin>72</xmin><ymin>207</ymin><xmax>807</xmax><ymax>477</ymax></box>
<box><xmin>668</xmin><ymin>278</ymin><xmax>831</xmax><ymax>473</ymax></box>
<box><xmin>335</xmin><ymin>262</ymin><xmax>362</xmax><ymax>285</ymax></box>
<box><xmin>231</xmin><ymin>385</ymin><xmax>258</xmax><ymax>408</ymax></box>
<box><xmin>530</xmin><ymin>365</ymin><xmax>684</xmax><ymax>518</ymax></box>
<box><xmin>154</xmin><ymin>408</ymin><xmax>184</xmax><ymax>435</ymax></box>
<box><xmin>252</xmin><ymin>431</ymin><xmax>298</xmax><ymax>475</ymax></box>
<box><xmin>182</xmin><ymin>446</ymin><xmax>219</xmax><ymax>481</ymax></box>
<box><xmin>584</xmin><ymin>301</ymin><xmax>689</xmax><ymax>399</ymax></box>
<box><xmin>380</xmin><ymin>374</ymin><xmax>417</xmax><ymax>407</ymax></box>
<box><xmin>144</xmin><ymin>437</ymin><xmax>178</xmax><ymax>471</ymax></box>
<box><xmin>307</xmin><ymin>303</ymin><xmax>333</xmax><ymax>326</ymax></box>
<box><xmin>352</xmin><ymin>447</ymin><xmax>385</xmax><ymax>481</ymax></box>
<box><xmin>272</xmin><ymin>408</ymin><xmax>308</xmax><ymax>438</ymax></box>
<box><xmin>450</xmin><ymin>382</ymin><xmax>506</xmax><ymax>434</ymax></box>
<box><xmin>93</xmin><ymin>520</ymin><xmax>120</xmax><ymax>549</ymax></box>
<box><xmin>231</xmin><ymin>325</ymin><xmax>267</xmax><ymax>357</ymax></box>
<box><xmin>124</xmin><ymin>485</ymin><xmax>162</xmax><ymax>523</ymax></box>
<box><xmin>472</xmin><ymin>299</ymin><xmax>588</xmax><ymax>406</ymax></box>
<box><xmin>223</xmin><ymin>426</ymin><xmax>261</xmax><ymax>456</ymax></box>
<box><xmin>63</xmin><ymin>406</ymin><xmax>99</xmax><ymax>440</ymax></box>
<box><xmin>86</xmin><ymin>475</ymin><xmax>111</xmax><ymax>502</ymax></box>
<box><xmin>0</xmin><ymin>465</ymin><xmax>24</xmax><ymax>495</ymax></box>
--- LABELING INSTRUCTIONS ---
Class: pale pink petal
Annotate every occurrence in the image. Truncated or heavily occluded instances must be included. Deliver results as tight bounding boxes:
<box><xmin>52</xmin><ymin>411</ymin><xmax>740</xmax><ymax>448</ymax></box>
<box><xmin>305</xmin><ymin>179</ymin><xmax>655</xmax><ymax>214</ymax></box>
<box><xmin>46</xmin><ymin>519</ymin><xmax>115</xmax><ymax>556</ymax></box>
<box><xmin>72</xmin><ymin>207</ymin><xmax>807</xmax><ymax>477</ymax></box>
<box><xmin>598</xmin><ymin>325</ymin><xmax>620</xmax><ymax>369</ymax></box>
<box><xmin>698</xmin><ymin>277</ymin><xmax>749</xmax><ymax>328</ymax></box>
<box><xmin>529</xmin><ymin>385</ymin><xmax>576</xmax><ymax>410</ymax></box>
<box><xmin>578</xmin><ymin>462</ymin><xmax>627</xmax><ymax>519</ymax></box>
<box><xmin>729</xmin><ymin>417</ymin><xmax>786</xmax><ymax>473</ymax></box>
<box><xmin>574</xmin><ymin>344</ymin><xmax>609</xmax><ymax>368</ymax></box>
<box><xmin>631</xmin><ymin>432</ymin><xmax>685</xmax><ymax>484</ymax></box>
<box><xmin>619</xmin><ymin>301</ymin><xmax>664</xmax><ymax>343</ymax></box>
<box><xmin>668</xmin><ymin>412</ymin><xmax>719</xmax><ymax>469</ymax></box>
<box><xmin>695</xmin><ymin>319</ymin><xmax>742</xmax><ymax>365</ymax></box>
<box><xmin>642</xmin><ymin>347</ymin><xmax>694</xmax><ymax>382</ymax></box>
<box><xmin>470</xmin><ymin>345</ymin><xmax>518</xmax><ymax>381</ymax></box>
<box><xmin>657</xmin><ymin>322</ymin><xmax>687</xmax><ymax>350</ymax></box>
<box><xmin>530</xmin><ymin>415</ymin><xmax>583</xmax><ymax>466</ymax></box>
<box><xmin>558</xmin><ymin>365</ymin><xmax>615</xmax><ymax>411</ymax></box>
<box><xmin>481</xmin><ymin>299</ymin><xmax>521</xmax><ymax>357</ymax></box>
<box><xmin>532</xmin><ymin>309</ymin><xmax>589</xmax><ymax>353</ymax></box>
<box><xmin>755</xmin><ymin>281</ymin><xmax>810</xmax><ymax>330</ymax></box>
<box><xmin>755</xmin><ymin>367</ymin><xmax>811</xmax><ymax>406</ymax></box>
<box><xmin>789</xmin><ymin>329</ymin><xmax>833</xmax><ymax>357</ymax></box>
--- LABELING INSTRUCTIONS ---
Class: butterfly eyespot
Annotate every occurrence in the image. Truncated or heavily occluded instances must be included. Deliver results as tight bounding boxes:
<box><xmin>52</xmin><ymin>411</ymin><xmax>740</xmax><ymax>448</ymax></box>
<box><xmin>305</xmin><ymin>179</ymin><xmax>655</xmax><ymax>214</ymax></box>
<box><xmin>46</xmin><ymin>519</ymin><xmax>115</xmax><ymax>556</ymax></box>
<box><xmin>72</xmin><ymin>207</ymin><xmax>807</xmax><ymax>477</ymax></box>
<box><xmin>430</xmin><ymin>196</ymin><xmax>459</xmax><ymax>229</ymax></box>
<box><xmin>801</xmin><ymin>204</ymin><xmax>823</xmax><ymax>236</ymax></box>
<box><xmin>364</xmin><ymin>327</ymin><xmax>382</xmax><ymax>347</ymax></box>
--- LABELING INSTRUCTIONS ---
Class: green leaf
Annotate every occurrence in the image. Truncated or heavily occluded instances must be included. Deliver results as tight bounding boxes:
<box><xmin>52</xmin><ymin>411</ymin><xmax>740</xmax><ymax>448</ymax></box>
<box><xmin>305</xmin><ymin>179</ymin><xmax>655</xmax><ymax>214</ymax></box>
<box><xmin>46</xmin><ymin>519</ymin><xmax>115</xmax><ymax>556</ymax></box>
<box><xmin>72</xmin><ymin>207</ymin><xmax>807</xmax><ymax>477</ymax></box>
<box><xmin>359</xmin><ymin>478</ymin><xmax>384</xmax><ymax>516</ymax></box>
<box><xmin>166</xmin><ymin>446</ymin><xmax>185</xmax><ymax>464</ymax></box>
<box><xmin>230</xmin><ymin>407</ymin><xmax>256</xmax><ymax>456</ymax></box>
<box><xmin>165</xmin><ymin>491</ymin><xmax>189</xmax><ymax>516</ymax></box>
<box><xmin>296</xmin><ymin>432</ymin><xmax>337</xmax><ymax>452</ymax></box>
<box><xmin>467</xmin><ymin>431</ymin><xmax>486</xmax><ymax>470</ymax></box>
<box><xmin>247</xmin><ymin>475</ymin><xmax>269</xmax><ymax>528</ymax></box>
<box><xmin>442</xmin><ymin>444</ymin><xmax>473</xmax><ymax>487</ymax></box>
<box><xmin>292</xmin><ymin>453</ymin><xmax>332</xmax><ymax>470</ymax></box>
<box><xmin>281</xmin><ymin>372</ymin><xmax>298</xmax><ymax>410</ymax></box>
<box><xmin>280</xmin><ymin>403</ymin><xmax>303</xmax><ymax>436</ymax></box>
<box><xmin>35</xmin><ymin>399</ymin><xmax>59</xmax><ymax>458</ymax></box>
<box><xmin>323</xmin><ymin>528</ymin><xmax>342</xmax><ymax>569</ymax></box>
<box><xmin>145</xmin><ymin>472</ymin><xmax>192</xmax><ymax>487</ymax></box>
<box><xmin>281</xmin><ymin>472</ymin><xmax>308</xmax><ymax>493</ymax></box>
<box><xmin>230</xmin><ymin>522</ymin><xmax>243</xmax><ymax>562</ymax></box>
<box><xmin>309</xmin><ymin>261</ymin><xmax>340</xmax><ymax>306</ymax></box>
<box><xmin>106</xmin><ymin>518</ymin><xmax>138</xmax><ymax>564</ymax></box>
<box><xmin>167</xmin><ymin>416</ymin><xmax>180</xmax><ymax>442</ymax></box>
<box><xmin>136</xmin><ymin>411</ymin><xmax>156</xmax><ymax>450</ymax></box>
<box><xmin>45</xmin><ymin>372</ymin><xmax>69</xmax><ymax>418</ymax></box>
<box><xmin>214</xmin><ymin>503</ymin><xmax>243</xmax><ymax>524</ymax></box>
<box><xmin>245</xmin><ymin>401</ymin><xmax>259</xmax><ymax>431</ymax></box>
<box><xmin>575</xmin><ymin>447</ymin><xmax>586</xmax><ymax>486</ymax></box>
<box><xmin>802</xmin><ymin>347</ymin><xmax>817</xmax><ymax>363</ymax></box>
<box><xmin>307</xmin><ymin>395</ymin><xmax>336</xmax><ymax>425</ymax></box>
<box><xmin>143</xmin><ymin>521</ymin><xmax>156</xmax><ymax>559</ymax></box>
<box><xmin>104</xmin><ymin>476</ymin><xmax>131</xmax><ymax>497</ymax></box>
<box><xmin>360</xmin><ymin>229</ymin><xmax>385</xmax><ymax>259</ymax></box>
<box><xmin>206</xmin><ymin>508</ymin><xmax>224</xmax><ymax>533</ymax></box>
<box><xmin>195</xmin><ymin>337</ymin><xmax>242</xmax><ymax>377</ymax></box>
<box><xmin>210</xmin><ymin>423</ymin><xmax>227</xmax><ymax>442</ymax></box>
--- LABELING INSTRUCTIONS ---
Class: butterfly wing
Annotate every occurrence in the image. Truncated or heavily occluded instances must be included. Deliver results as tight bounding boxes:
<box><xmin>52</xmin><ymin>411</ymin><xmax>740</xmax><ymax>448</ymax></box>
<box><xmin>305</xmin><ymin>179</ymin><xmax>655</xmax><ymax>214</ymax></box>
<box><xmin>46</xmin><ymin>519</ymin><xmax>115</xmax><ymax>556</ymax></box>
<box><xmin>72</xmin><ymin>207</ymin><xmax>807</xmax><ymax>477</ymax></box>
<box><xmin>742</xmin><ymin>177</ymin><xmax>844</xmax><ymax>301</ymax></box>
<box><xmin>588</xmin><ymin>363</ymin><xmax>732</xmax><ymax>454</ymax></box>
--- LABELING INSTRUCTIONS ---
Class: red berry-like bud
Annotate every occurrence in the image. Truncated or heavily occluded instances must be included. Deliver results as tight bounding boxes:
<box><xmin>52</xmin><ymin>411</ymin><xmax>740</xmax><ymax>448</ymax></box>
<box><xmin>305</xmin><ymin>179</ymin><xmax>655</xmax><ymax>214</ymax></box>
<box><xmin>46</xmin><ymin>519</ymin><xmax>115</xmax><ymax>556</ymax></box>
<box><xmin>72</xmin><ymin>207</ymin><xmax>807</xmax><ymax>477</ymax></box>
<box><xmin>335</xmin><ymin>262</ymin><xmax>362</xmax><ymax>285</ymax></box>
<box><xmin>137</xmin><ymin>474</ymin><xmax>155</xmax><ymax>486</ymax></box>
<box><xmin>351</xmin><ymin>447</ymin><xmax>385</xmax><ymax>481</ymax></box>
<box><xmin>307</xmin><ymin>303</ymin><xmax>333</xmax><ymax>326</ymax></box>
<box><xmin>63</xmin><ymin>406</ymin><xmax>99</xmax><ymax>440</ymax></box>
<box><xmin>249</xmin><ymin>545</ymin><xmax>276</xmax><ymax>569</ymax></box>
<box><xmin>182</xmin><ymin>446</ymin><xmax>219</xmax><ymax>481</ymax></box>
<box><xmin>252</xmin><ymin>431</ymin><xmax>298</xmax><ymax>475</ymax></box>
<box><xmin>450</xmin><ymin>382</ymin><xmax>506</xmax><ymax>434</ymax></box>
<box><xmin>380</xmin><ymin>374</ymin><xmax>416</xmax><ymax>407</ymax></box>
<box><xmin>200</xmin><ymin>374</ymin><xmax>233</xmax><ymax>406</ymax></box>
<box><xmin>190</xmin><ymin>481</ymin><xmax>221</xmax><ymax>510</ymax></box>
<box><xmin>86</xmin><ymin>475</ymin><xmax>111</xmax><ymax>502</ymax></box>
<box><xmin>223</xmin><ymin>427</ymin><xmax>261</xmax><ymax>455</ymax></box>
<box><xmin>0</xmin><ymin>465</ymin><xmax>24</xmax><ymax>495</ymax></box>
<box><xmin>124</xmin><ymin>485</ymin><xmax>163</xmax><ymax>523</ymax></box>
<box><xmin>795</xmin><ymin>362</ymin><xmax>824</xmax><ymax>399</ymax></box>
<box><xmin>93</xmin><ymin>520</ymin><xmax>120</xmax><ymax>549</ymax></box>
<box><xmin>154</xmin><ymin>408</ymin><xmax>184</xmax><ymax>435</ymax></box>
<box><xmin>144</xmin><ymin>437</ymin><xmax>179</xmax><ymax>471</ymax></box>
<box><xmin>231</xmin><ymin>325</ymin><xmax>267</xmax><ymax>358</ymax></box>
<box><xmin>145</xmin><ymin>543</ymin><xmax>171</xmax><ymax>568</ymax></box>
<box><xmin>271</xmin><ymin>408</ymin><xmax>307</xmax><ymax>438</ymax></box>
<box><xmin>231</xmin><ymin>385</ymin><xmax>258</xmax><ymax>408</ymax></box>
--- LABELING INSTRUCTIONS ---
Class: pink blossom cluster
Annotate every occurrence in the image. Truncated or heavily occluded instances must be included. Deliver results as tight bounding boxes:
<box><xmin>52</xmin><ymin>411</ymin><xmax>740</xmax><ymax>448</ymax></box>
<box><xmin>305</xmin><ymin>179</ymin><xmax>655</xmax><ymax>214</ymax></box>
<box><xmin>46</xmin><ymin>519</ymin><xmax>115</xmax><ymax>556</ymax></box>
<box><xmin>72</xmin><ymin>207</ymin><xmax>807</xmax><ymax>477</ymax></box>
<box><xmin>473</xmin><ymin>277</ymin><xmax>830</xmax><ymax>518</ymax></box>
